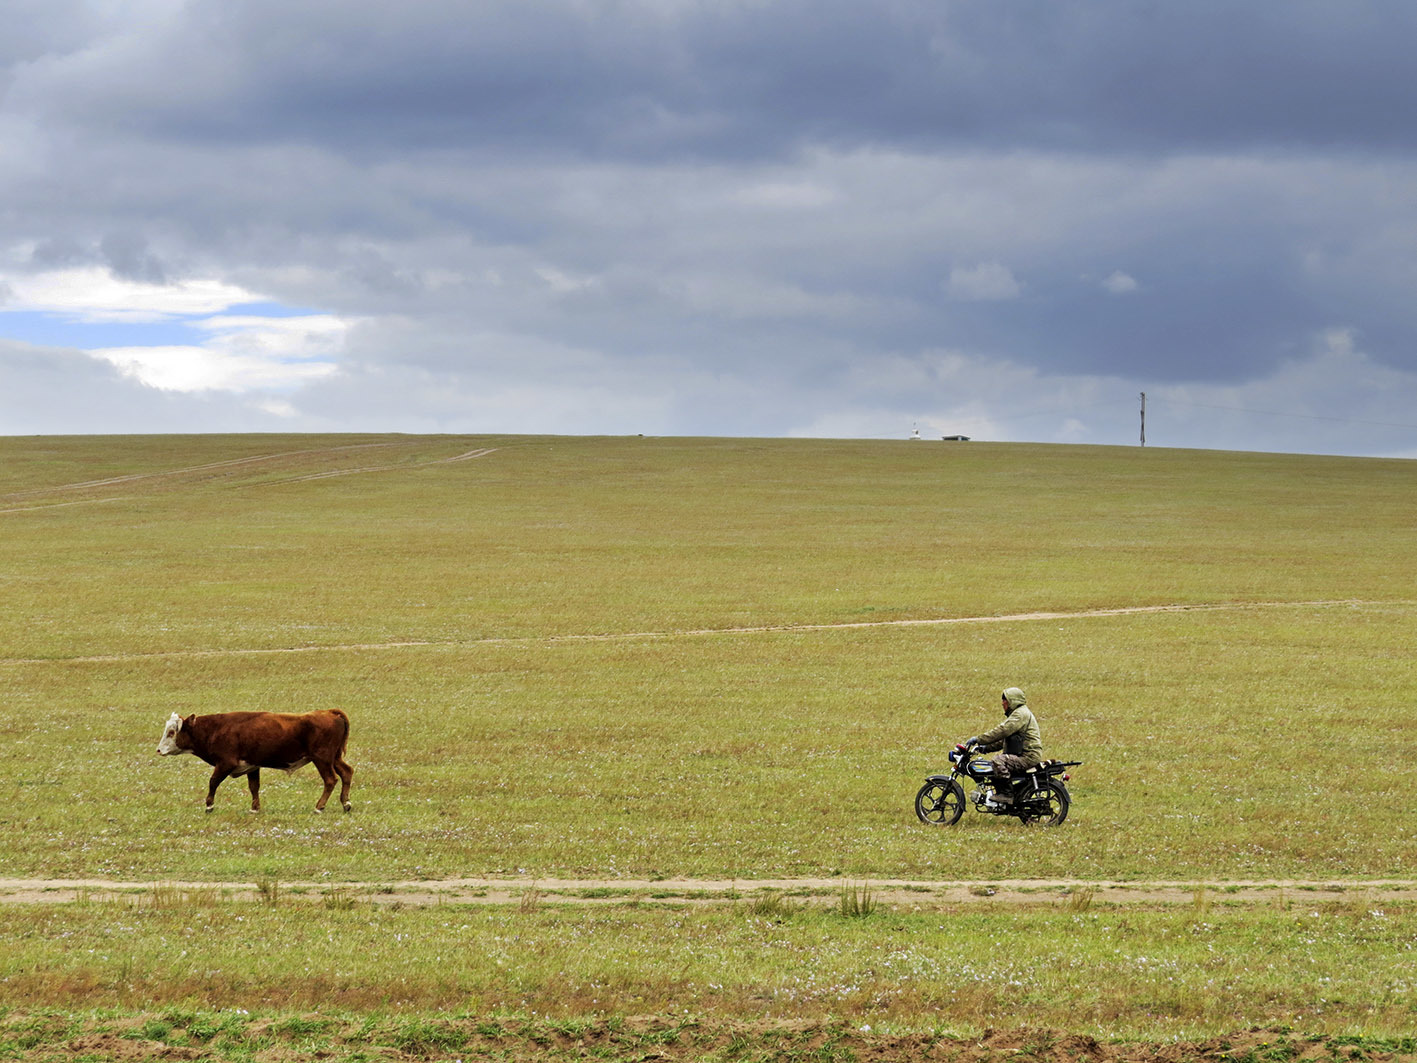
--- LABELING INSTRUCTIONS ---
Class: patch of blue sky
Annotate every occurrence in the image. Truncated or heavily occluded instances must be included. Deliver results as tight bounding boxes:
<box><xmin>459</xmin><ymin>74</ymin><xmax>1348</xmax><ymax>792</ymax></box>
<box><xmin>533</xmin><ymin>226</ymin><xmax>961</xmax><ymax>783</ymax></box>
<box><xmin>0</xmin><ymin>303</ymin><xmax>324</xmax><ymax>350</ymax></box>
<box><xmin>224</xmin><ymin>301</ymin><xmax>322</xmax><ymax>318</ymax></box>
<box><xmin>0</xmin><ymin>309</ymin><xmax>201</xmax><ymax>349</ymax></box>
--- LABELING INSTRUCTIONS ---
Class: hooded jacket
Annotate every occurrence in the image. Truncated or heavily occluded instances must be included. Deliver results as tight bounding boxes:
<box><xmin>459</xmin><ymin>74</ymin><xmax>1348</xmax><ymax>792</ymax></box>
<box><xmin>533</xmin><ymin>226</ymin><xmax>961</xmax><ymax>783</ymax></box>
<box><xmin>974</xmin><ymin>688</ymin><xmax>1044</xmax><ymax>767</ymax></box>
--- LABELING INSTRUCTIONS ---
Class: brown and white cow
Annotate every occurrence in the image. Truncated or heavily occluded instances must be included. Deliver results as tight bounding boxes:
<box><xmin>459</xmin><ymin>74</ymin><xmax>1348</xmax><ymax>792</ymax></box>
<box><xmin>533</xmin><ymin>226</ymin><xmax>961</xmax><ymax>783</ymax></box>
<box><xmin>157</xmin><ymin>709</ymin><xmax>354</xmax><ymax>813</ymax></box>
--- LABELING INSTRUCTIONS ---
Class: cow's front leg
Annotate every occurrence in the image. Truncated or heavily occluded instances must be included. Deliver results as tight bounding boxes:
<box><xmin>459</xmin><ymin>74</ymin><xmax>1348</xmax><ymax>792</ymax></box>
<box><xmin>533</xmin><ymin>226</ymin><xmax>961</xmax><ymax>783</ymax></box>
<box><xmin>205</xmin><ymin>765</ymin><xmax>233</xmax><ymax>812</ymax></box>
<box><xmin>247</xmin><ymin>769</ymin><xmax>261</xmax><ymax>812</ymax></box>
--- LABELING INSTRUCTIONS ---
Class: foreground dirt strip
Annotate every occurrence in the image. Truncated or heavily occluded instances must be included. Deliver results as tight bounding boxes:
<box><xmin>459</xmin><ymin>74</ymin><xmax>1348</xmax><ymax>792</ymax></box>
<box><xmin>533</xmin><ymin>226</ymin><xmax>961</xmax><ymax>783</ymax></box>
<box><xmin>2</xmin><ymin>598</ymin><xmax>1399</xmax><ymax>666</ymax></box>
<box><xmin>13</xmin><ymin>1019</ymin><xmax>1417</xmax><ymax>1063</ymax></box>
<box><xmin>3</xmin><ymin>876</ymin><xmax>1415</xmax><ymax>907</ymax></box>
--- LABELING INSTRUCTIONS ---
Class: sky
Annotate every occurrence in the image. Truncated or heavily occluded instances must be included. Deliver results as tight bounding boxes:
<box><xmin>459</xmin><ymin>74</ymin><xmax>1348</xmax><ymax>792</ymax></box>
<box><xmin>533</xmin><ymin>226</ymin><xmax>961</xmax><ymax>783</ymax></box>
<box><xmin>2</xmin><ymin>0</ymin><xmax>1416</xmax><ymax>457</ymax></box>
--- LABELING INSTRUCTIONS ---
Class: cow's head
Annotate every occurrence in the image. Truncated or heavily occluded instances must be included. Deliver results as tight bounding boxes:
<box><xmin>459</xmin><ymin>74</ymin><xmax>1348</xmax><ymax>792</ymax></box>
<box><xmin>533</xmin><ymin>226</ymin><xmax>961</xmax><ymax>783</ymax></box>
<box><xmin>157</xmin><ymin>713</ymin><xmax>195</xmax><ymax>756</ymax></box>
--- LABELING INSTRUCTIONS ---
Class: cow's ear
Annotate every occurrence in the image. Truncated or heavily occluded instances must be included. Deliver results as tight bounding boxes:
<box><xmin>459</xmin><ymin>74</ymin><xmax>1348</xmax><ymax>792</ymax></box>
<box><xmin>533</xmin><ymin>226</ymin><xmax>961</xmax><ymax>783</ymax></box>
<box><xmin>183</xmin><ymin>714</ymin><xmax>196</xmax><ymax>727</ymax></box>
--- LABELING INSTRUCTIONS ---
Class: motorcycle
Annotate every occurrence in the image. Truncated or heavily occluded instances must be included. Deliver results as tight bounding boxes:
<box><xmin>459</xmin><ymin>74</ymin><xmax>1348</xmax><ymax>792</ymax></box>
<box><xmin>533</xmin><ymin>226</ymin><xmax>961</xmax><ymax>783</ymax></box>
<box><xmin>915</xmin><ymin>742</ymin><xmax>1081</xmax><ymax>827</ymax></box>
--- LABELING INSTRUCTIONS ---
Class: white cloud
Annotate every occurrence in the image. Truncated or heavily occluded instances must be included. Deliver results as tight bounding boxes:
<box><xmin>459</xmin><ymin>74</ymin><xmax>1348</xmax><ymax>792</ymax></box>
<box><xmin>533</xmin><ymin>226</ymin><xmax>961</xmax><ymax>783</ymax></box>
<box><xmin>1</xmin><ymin>267</ymin><xmax>259</xmax><ymax>322</ymax></box>
<box><xmin>1102</xmin><ymin>270</ymin><xmax>1139</xmax><ymax>294</ymax></box>
<box><xmin>0</xmin><ymin>266</ymin><xmax>351</xmax><ymax>394</ymax></box>
<box><xmin>946</xmin><ymin>261</ymin><xmax>1022</xmax><ymax>301</ymax></box>
<box><xmin>91</xmin><ymin>342</ymin><xmax>339</xmax><ymax>392</ymax></box>
<box><xmin>89</xmin><ymin>313</ymin><xmax>348</xmax><ymax>393</ymax></box>
<box><xmin>0</xmin><ymin>337</ymin><xmax>300</xmax><ymax>434</ymax></box>
<box><xmin>256</xmin><ymin>398</ymin><xmax>300</xmax><ymax>418</ymax></box>
<box><xmin>195</xmin><ymin>312</ymin><xmax>350</xmax><ymax>362</ymax></box>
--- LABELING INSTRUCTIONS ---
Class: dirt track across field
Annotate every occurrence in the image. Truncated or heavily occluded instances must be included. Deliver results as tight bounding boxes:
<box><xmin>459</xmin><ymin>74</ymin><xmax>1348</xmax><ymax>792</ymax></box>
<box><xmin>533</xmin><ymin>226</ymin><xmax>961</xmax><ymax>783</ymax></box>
<box><xmin>2</xmin><ymin>598</ymin><xmax>1402</xmax><ymax>667</ymax></box>
<box><xmin>0</xmin><ymin>441</ymin><xmax>500</xmax><ymax>514</ymax></box>
<box><xmin>2</xmin><ymin>876</ymin><xmax>1415</xmax><ymax>907</ymax></box>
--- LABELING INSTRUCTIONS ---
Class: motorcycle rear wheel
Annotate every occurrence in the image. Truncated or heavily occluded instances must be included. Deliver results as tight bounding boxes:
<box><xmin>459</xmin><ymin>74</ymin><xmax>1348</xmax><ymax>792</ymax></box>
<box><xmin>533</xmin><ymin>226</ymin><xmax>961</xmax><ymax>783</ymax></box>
<box><xmin>1019</xmin><ymin>779</ymin><xmax>1069</xmax><ymax>826</ymax></box>
<box><xmin>915</xmin><ymin>779</ymin><xmax>965</xmax><ymax>826</ymax></box>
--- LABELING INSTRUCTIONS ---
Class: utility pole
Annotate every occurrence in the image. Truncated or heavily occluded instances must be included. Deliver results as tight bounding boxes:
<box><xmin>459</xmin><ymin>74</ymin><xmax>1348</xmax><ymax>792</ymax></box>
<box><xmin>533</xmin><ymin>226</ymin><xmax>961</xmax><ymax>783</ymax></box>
<box><xmin>1139</xmin><ymin>392</ymin><xmax>1146</xmax><ymax>447</ymax></box>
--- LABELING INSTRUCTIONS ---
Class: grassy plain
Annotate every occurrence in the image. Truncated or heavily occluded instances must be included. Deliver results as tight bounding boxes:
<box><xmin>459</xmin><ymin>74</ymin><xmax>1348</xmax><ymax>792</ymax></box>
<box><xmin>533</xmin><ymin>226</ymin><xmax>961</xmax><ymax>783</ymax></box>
<box><xmin>0</xmin><ymin>434</ymin><xmax>1414</xmax><ymax>1053</ymax></box>
<box><xmin>1</xmin><ymin>892</ymin><xmax>1414</xmax><ymax>1034</ymax></box>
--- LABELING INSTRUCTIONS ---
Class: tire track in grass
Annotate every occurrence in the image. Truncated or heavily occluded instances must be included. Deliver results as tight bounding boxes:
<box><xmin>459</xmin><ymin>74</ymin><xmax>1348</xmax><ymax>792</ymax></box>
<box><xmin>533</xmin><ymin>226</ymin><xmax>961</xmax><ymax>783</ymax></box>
<box><xmin>2</xmin><ymin>442</ymin><xmax>413</xmax><ymax>499</ymax></box>
<box><xmin>0</xmin><ymin>598</ymin><xmax>1401</xmax><ymax>666</ymax></box>
<box><xmin>1</xmin><ymin>442</ymin><xmax>498</xmax><ymax>506</ymax></box>
<box><xmin>251</xmin><ymin>447</ymin><xmax>498</xmax><ymax>486</ymax></box>
<box><xmin>0</xmin><ymin>497</ymin><xmax>128</xmax><ymax>516</ymax></box>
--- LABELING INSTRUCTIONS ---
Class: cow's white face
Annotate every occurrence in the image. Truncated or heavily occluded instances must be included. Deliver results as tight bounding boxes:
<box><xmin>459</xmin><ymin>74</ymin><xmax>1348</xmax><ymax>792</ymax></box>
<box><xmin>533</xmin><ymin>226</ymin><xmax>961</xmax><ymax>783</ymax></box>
<box><xmin>157</xmin><ymin>713</ymin><xmax>189</xmax><ymax>756</ymax></box>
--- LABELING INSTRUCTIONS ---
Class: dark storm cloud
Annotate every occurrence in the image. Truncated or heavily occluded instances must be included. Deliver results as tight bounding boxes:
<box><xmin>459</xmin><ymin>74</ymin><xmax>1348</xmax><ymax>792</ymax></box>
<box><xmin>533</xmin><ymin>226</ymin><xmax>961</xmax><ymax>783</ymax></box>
<box><xmin>17</xmin><ymin>1</ymin><xmax>1417</xmax><ymax>160</ymax></box>
<box><xmin>0</xmin><ymin>0</ymin><xmax>114</xmax><ymax>67</ymax></box>
<box><xmin>99</xmin><ymin>233</ymin><xmax>168</xmax><ymax>285</ymax></box>
<box><xmin>3</xmin><ymin>0</ymin><xmax>1417</xmax><ymax>454</ymax></box>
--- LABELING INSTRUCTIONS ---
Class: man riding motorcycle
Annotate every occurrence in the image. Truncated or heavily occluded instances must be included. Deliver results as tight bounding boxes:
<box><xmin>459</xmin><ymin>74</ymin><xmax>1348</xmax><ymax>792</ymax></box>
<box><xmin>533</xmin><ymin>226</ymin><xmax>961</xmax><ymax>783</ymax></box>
<box><xmin>961</xmin><ymin>687</ymin><xmax>1043</xmax><ymax>804</ymax></box>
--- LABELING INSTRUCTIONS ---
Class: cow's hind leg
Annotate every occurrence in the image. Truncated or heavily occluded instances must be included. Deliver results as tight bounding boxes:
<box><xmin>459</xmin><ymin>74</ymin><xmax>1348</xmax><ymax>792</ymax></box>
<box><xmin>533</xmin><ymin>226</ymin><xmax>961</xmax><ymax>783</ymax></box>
<box><xmin>335</xmin><ymin>757</ymin><xmax>354</xmax><ymax>812</ymax></box>
<box><xmin>206</xmin><ymin>766</ymin><xmax>233</xmax><ymax>812</ymax></box>
<box><xmin>246</xmin><ymin>769</ymin><xmax>261</xmax><ymax>813</ymax></box>
<box><xmin>313</xmin><ymin>760</ymin><xmax>338</xmax><ymax>812</ymax></box>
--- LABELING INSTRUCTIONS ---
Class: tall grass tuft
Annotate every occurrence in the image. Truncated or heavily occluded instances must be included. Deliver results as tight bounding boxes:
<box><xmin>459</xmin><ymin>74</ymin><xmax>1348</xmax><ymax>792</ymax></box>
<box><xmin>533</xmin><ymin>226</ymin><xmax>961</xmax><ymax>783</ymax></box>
<box><xmin>148</xmin><ymin>883</ymin><xmax>221</xmax><ymax>910</ymax></box>
<box><xmin>838</xmin><ymin>882</ymin><xmax>876</xmax><ymax>918</ymax></box>
<box><xmin>1193</xmin><ymin>887</ymin><xmax>1211</xmax><ymax>918</ymax></box>
<box><xmin>148</xmin><ymin>883</ymin><xmax>183</xmax><ymax>910</ymax></box>
<box><xmin>1067</xmin><ymin>888</ymin><xmax>1095</xmax><ymax>912</ymax></box>
<box><xmin>746</xmin><ymin>891</ymin><xmax>803</xmax><ymax>920</ymax></box>
<box><xmin>322</xmin><ymin>888</ymin><xmax>358</xmax><ymax>911</ymax></box>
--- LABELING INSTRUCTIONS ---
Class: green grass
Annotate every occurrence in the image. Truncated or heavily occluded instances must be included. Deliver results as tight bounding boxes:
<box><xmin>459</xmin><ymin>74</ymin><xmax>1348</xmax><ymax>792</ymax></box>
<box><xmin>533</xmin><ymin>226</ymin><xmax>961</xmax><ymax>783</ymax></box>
<box><xmin>2</xmin><ymin>434</ymin><xmax>1411</xmax><ymax>658</ymax></box>
<box><xmin>0</xmin><ymin>895</ymin><xmax>1413</xmax><ymax>1037</ymax></box>
<box><xmin>1</xmin><ymin>433</ymin><xmax>1414</xmax><ymax>1047</ymax></box>
<box><xmin>1</xmin><ymin>593</ymin><xmax>1411</xmax><ymax>881</ymax></box>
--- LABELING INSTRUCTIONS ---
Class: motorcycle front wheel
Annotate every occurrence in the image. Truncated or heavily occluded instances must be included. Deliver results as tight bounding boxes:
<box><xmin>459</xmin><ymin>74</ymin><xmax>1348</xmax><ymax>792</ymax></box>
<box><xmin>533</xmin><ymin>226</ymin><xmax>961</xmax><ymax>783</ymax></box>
<box><xmin>915</xmin><ymin>779</ymin><xmax>965</xmax><ymax>826</ymax></box>
<box><xmin>1019</xmin><ymin>779</ymin><xmax>1069</xmax><ymax>826</ymax></box>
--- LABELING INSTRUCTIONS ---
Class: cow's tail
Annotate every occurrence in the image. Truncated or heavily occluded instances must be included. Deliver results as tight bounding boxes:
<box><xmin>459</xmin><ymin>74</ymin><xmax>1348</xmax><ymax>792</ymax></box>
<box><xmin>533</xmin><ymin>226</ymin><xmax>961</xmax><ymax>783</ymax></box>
<box><xmin>328</xmin><ymin>707</ymin><xmax>351</xmax><ymax>755</ymax></box>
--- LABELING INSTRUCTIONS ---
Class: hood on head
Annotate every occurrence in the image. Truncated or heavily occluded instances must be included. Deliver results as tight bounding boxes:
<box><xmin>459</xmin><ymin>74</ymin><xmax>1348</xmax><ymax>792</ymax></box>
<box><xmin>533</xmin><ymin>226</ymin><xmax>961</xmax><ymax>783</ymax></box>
<box><xmin>1002</xmin><ymin>687</ymin><xmax>1027</xmax><ymax>714</ymax></box>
